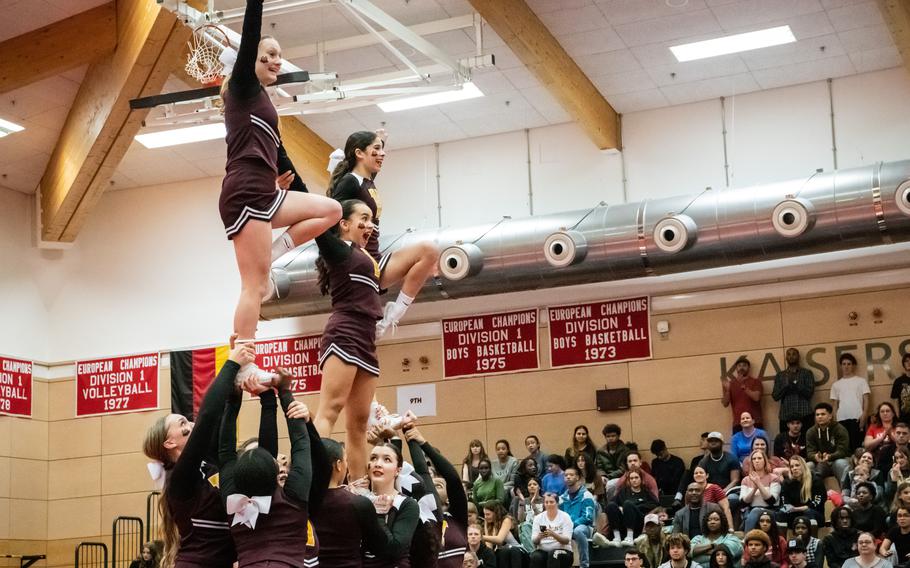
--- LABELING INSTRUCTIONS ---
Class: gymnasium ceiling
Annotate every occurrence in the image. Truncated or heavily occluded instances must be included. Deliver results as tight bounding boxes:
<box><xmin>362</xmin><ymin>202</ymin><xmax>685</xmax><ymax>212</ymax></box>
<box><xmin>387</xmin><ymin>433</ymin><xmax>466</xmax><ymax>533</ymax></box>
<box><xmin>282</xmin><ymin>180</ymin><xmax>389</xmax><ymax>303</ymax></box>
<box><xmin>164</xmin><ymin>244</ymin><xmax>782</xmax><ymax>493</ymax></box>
<box><xmin>0</xmin><ymin>0</ymin><xmax>905</xmax><ymax>202</ymax></box>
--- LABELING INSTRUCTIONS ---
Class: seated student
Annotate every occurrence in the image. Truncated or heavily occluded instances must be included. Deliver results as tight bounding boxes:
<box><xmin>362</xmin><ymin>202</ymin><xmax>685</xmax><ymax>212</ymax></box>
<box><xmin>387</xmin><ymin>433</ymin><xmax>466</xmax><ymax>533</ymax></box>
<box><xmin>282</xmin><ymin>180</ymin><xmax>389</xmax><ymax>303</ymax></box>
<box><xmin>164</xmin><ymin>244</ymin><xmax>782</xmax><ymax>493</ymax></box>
<box><xmin>890</xmin><ymin>482</ymin><xmax>910</xmax><ymax>527</ymax></box>
<box><xmin>575</xmin><ymin>453</ymin><xmax>605</xmax><ymax>504</ymax></box>
<box><xmin>821</xmin><ymin>506</ymin><xmax>860</xmax><ymax>568</ymax></box>
<box><xmin>565</xmin><ymin>425</ymin><xmax>598</xmax><ymax>468</ymax></box>
<box><xmin>634</xmin><ymin>514</ymin><xmax>669</xmax><ymax>568</ymax></box>
<box><xmin>658</xmin><ymin>533</ymin><xmax>702</xmax><ymax>568</ymax></box>
<box><xmin>741</xmin><ymin>450</ymin><xmax>782</xmax><ymax>531</ymax></box>
<box><xmin>791</xmin><ymin>517</ymin><xmax>820</xmax><ymax>567</ymax></box>
<box><xmin>690</xmin><ymin>510</ymin><xmax>744</xmax><ymax>568</ymax></box>
<box><xmin>741</xmin><ymin>530</ymin><xmax>779</xmax><ymax>568</ymax></box>
<box><xmin>756</xmin><ymin>510</ymin><xmax>788</xmax><ymax>568</ymax></box>
<box><xmin>492</xmin><ymin>440</ymin><xmax>519</xmax><ymax>500</ymax></box>
<box><xmin>512</xmin><ymin>457</ymin><xmax>541</xmax><ymax>502</ymax></box>
<box><xmin>512</xmin><ymin>478</ymin><xmax>545</xmax><ymax>550</ymax></box>
<box><xmin>732</xmin><ymin>413</ymin><xmax>770</xmax><ymax>463</ymax></box>
<box><xmin>530</xmin><ymin>493</ymin><xmax>574</xmax><ymax>568</ymax></box>
<box><xmin>698</xmin><ymin>433</ymin><xmax>742</xmax><ymax>513</ymax></box>
<box><xmin>482</xmin><ymin>500</ymin><xmax>527</xmax><ymax>568</ymax></box>
<box><xmin>606</xmin><ymin>469</ymin><xmax>660</xmax><ymax>546</ymax></box>
<box><xmin>777</xmin><ymin>456</ymin><xmax>826</xmax><ymax>528</ymax></box>
<box><xmin>711</xmin><ymin>545</ymin><xmax>737</xmax><ymax>568</ymax></box>
<box><xmin>774</xmin><ymin>419</ymin><xmax>808</xmax><ymax>463</ymax></box>
<box><xmin>541</xmin><ymin>455</ymin><xmax>567</xmax><ymax>496</ymax></box>
<box><xmin>691</xmin><ymin>466</ymin><xmax>736</xmax><ymax>534</ymax></box>
<box><xmin>742</xmin><ymin>437</ymin><xmax>787</xmax><ymax>476</ymax></box>
<box><xmin>626</xmin><ymin>548</ymin><xmax>647</xmax><ymax>568</ymax></box>
<box><xmin>842</xmin><ymin>532</ymin><xmax>893</xmax><ymax>568</ymax></box>
<box><xmin>463</xmin><ymin>549</ymin><xmax>481</xmax><ymax>568</ymax></box>
<box><xmin>474</xmin><ymin>459</ymin><xmax>506</xmax><ymax>507</ymax></box>
<box><xmin>865</xmin><ymin>403</ymin><xmax>899</xmax><ymax>463</ymax></box>
<box><xmin>806</xmin><ymin>402</ymin><xmax>851</xmax><ymax>485</ymax></box>
<box><xmin>559</xmin><ymin>466</ymin><xmax>596</xmax><ymax>568</ymax></box>
<box><xmin>673</xmin><ymin>483</ymin><xmax>722</xmax><ymax>538</ymax></box>
<box><xmin>616</xmin><ymin>451</ymin><xmax>660</xmax><ymax>498</ymax></box>
<box><xmin>786</xmin><ymin>539</ymin><xmax>815</xmax><ymax>568</ymax></box>
<box><xmin>881</xmin><ymin>505</ymin><xmax>910</xmax><ymax>567</ymax></box>
<box><xmin>597</xmin><ymin>424</ymin><xmax>630</xmax><ymax>483</ymax></box>
<box><xmin>887</xmin><ymin>448</ymin><xmax>910</xmax><ymax>503</ymax></box>
<box><xmin>851</xmin><ymin>482</ymin><xmax>888</xmax><ymax>538</ymax></box>
<box><xmin>651</xmin><ymin>439</ymin><xmax>686</xmax><ymax>499</ymax></box>
<box><xmin>466</xmin><ymin>523</ymin><xmax>497</xmax><ymax>567</ymax></box>
<box><xmin>880</xmin><ymin>423</ymin><xmax>910</xmax><ymax>473</ymax></box>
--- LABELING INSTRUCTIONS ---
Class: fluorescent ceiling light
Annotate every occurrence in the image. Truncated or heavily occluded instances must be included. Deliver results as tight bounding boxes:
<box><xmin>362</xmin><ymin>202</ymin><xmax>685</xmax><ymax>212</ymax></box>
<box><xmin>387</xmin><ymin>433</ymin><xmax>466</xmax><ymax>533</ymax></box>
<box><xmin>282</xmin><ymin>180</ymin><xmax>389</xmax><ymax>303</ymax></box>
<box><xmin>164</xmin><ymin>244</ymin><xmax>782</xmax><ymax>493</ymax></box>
<box><xmin>670</xmin><ymin>25</ymin><xmax>796</xmax><ymax>62</ymax></box>
<box><xmin>378</xmin><ymin>82</ymin><xmax>483</xmax><ymax>112</ymax></box>
<box><xmin>0</xmin><ymin>117</ymin><xmax>25</xmax><ymax>138</ymax></box>
<box><xmin>135</xmin><ymin>122</ymin><xmax>226</xmax><ymax>148</ymax></box>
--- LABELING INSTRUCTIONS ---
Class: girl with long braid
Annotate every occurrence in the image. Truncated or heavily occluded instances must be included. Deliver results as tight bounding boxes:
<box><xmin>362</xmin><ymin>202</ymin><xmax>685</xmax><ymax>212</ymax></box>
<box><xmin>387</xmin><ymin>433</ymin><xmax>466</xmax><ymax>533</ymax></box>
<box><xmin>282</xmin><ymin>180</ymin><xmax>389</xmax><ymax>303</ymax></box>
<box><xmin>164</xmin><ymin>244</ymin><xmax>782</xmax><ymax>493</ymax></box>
<box><xmin>220</xmin><ymin>0</ymin><xmax>341</xmax><ymax>382</ymax></box>
<box><xmin>328</xmin><ymin>131</ymin><xmax>437</xmax><ymax>339</ymax></box>
<box><xmin>142</xmin><ymin>339</ymin><xmax>254</xmax><ymax>568</ymax></box>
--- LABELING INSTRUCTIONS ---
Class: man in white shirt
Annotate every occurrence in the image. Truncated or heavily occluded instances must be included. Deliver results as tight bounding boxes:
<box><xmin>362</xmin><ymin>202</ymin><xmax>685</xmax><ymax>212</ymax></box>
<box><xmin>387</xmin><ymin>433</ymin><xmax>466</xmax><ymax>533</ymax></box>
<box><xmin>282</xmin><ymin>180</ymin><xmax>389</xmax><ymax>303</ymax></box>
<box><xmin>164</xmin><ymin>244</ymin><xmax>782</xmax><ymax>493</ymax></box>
<box><xmin>830</xmin><ymin>353</ymin><xmax>871</xmax><ymax>450</ymax></box>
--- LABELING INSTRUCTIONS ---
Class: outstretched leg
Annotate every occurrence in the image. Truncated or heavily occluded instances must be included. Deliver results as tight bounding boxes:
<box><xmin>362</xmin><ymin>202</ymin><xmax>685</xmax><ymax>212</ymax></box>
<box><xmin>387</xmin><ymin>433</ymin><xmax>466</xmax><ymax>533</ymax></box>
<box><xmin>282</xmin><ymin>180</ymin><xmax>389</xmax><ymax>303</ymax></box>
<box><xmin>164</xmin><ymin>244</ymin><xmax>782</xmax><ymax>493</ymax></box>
<box><xmin>270</xmin><ymin>192</ymin><xmax>342</xmax><ymax>261</ymax></box>
<box><xmin>375</xmin><ymin>240</ymin><xmax>438</xmax><ymax>337</ymax></box>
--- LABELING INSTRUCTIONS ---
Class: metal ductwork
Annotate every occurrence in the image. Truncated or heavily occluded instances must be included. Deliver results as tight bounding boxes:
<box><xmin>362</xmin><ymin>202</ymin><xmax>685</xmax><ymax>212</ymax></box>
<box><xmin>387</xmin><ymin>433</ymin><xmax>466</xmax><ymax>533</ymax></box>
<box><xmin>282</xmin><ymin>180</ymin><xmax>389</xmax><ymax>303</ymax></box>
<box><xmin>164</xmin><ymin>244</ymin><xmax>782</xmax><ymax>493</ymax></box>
<box><xmin>261</xmin><ymin>160</ymin><xmax>910</xmax><ymax>319</ymax></box>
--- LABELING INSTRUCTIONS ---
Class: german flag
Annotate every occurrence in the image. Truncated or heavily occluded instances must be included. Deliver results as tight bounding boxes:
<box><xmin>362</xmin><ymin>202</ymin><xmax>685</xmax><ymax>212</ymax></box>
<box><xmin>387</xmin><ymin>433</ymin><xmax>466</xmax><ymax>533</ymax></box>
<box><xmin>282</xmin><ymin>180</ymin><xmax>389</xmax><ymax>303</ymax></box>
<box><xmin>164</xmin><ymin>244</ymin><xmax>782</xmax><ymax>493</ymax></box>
<box><xmin>170</xmin><ymin>345</ymin><xmax>230</xmax><ymax>420</ymax></box>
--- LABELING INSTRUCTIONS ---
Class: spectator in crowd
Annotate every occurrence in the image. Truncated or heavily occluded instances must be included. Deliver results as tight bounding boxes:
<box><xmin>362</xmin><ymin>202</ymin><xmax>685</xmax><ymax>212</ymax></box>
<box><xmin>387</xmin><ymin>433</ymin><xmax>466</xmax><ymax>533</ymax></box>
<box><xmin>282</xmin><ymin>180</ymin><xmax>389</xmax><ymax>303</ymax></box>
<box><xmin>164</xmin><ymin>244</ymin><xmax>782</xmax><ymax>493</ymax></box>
<box><xmin>722</xmin><ymin>356</ymin><xmax>764</xmax><ymax>432</ymax></box>
<box><xmin>565</xmin><ymin>425</ymin><xmax>597</xmax><ymax>467</ymax></box>
<box><xmin>887</xmin><ymin>448</ymin><xmax>910</xmax><ymax>501</ymax></box>
<box><xmin>842</xmin><ymin>463</ymin><xmax>878</xmax><ymax>509</ymax></box>
<box><xmin>792</xmin><ymin>516</ymin><xmax>820</xmax><ymax>567</ymax></box>
<box><xmin>129</xmin><ymin>541</ymin><xmax>160</xmax><ymax>568</ymax></box>
<box><xmin>756</xmin><ymin>510</ymin><xmax>788</xmax><ymax>567</ymax></box>
<box><xmin>879</xmin><ymin>505</ymin><xmax>910</xmax><ymax>565</ymax></box>
<box><xmin>786</xmin><ymin>538</ymin><xmax>815</xmax><ymax>568</ymax></box>
<box><xmin>741</xmin><ymin>529</ymin><xmax>777</xmax><ymax>568</ymax></box>
<box><xmin>806</xmin><ymin>402</ymin><xmax>851</xmax><ymax>485</ymax></box>
<box><xmin>891</xmin><ymin>354</ymin><xmax>910</xmax><ymax>424</ymax></box>
<box><xmin>464</xmin><ymin>439</ymin><xmax>490</xmax><ymax>485</ymax></box>
<box><xmin>732</xmin><ymin>413</ymin><xmax>769</xmax><ymax>463</ymax></box>
<box><xmin>851</xmin><ymin>482</ymin><xmax>888</xmax><ymax>538</ymax></box>
<box><xmin>743</xmin><ymin>437</ymin><xmax>787</xmax><ymax>477</ymax></box>
<box><xmin>878</xmin><ymin>423</ymin><xmax>910</xmax><ymax>472</ymax></box>
<box><xmin>468</xmin><ymin>501</ymin><xmax>479</xmax><ymax>527</ymax></box>
<box><xmin>890</xmin><ymin>482</ymin><xmax>910</xmax><ymax>527</ymax></box>
<box><xmin>525</xmin><ymin>435</ymin><xmax>548</xmax><ymax>476</ymax></box>
<box><xmin>842</xmin><ymin>532</ymin><xmax>893</xmax><ymax>568</ymax></box>
<box><xmin>625</xmin><ymin>548</ymin><xmax>646</xmax><ymax>568</ymax></box>
<box><xmin>617</xmin><ymin>451</ymin><xmax>660</xmax><ymax>498</ymax></box>
<box><xmin>831</xmin><ymin>353</ymin><xmax>871</xmax><ymax>450</ymax></box>
<box><xmin>673</xmin><ymin>482</ymin><xmax>721</xmax><ymax>538</ymax></box>
<box><xmin>774</xmin><ymin>419</ymin><xmax>808</xmax><ymax>463</ymax></box>
<box><xmin>530</xmin><ymin>492</ymin><xmax>574</xmax><ymax>568</ymax></box>
<box><xmin>513</xmin><ymin>457</ymin><xmax>541</xmax><ymax>501</ymax></box>
<box><xmin>559</xmin><ymin>466</ymin><xmax>596</xmax><ymax>568</ymax></box>
<box><xmin>659</xmin><ymin>533</ymin><xmax>701</xmax><ymax>568</ymax></box>
<box><xmin>482</xmin><ymin>500</ymin><xmax>527</xmax><ymax>568</ymax></box>
<box><xmin>651</xmin><ymin>439</ymin><xmax>686</xmax><ymax>499</ymax></box>
<box><xmin>492</xmin><ymin>439</ymin><xmax>519</xmax><ymax>499</ymax></box>
<box><xmin>821</xmin><ymin>506</ymin><xmax>859</xmax><ymax>568</ymax></box>
<box><xmin>690</xmin><ymin>510</ymin><xmax>744</xmax><ymax>568</ymax></box>
<box><xmin>466</xmin><ymin>523</ymin><xmax>497</xmax><ymax>567</ymax></box>
<box><xmin>512</xmin><ymin>477</ymin><xmax>544</xmax><ymax>552</ymax></box>
<box><xmin>541</xmin><ymin>455</ymin><xmax>567</xmax><ymax>496</ymax></box>
<box><xmin>772</xmin><ymin>348</ymin><xmax>816</xmax><ymax>434</ymax></box>
<box><xmin>741</xmin><ymin>449</ymin><xmax>782</xmax><ymax>531</ymax></box>
<box><xmin>463</xmin><ymin>549</ymin><xmax>480</xmax><ymax>568</ymax></box>
<box><xmin>842</xmin><ymin>450</ymin><xmax>884</xmax><ymax>506</ymax></box>
<box><xmin>865</xmin><ymin>403</ymin><xmax>898</xmax><ymax>463</ymax></box>
<box><xmin>597</xmin><ymin>424</ymin><xmax>630</xmax><ymax>483</ymax></box>
<box><xmin>473</xmin><ymin>458</ymin><xmax>506</xmax><ymax>507</ymax></box>
<box><xmin>698</xmin><ymin>432</ymin><xmax>742</xmax><ymax>513</ymax></box>
<box><xmin>606</xmin><ymin>469</ymin><xmax>660</xmax><ymax>546</ymax></box>
<box><xmin>575</xmin><ymin>453</ymin><xmax>605</xmax><ymax>503</ymax></box>
<box><xmin>778</xmin><ymin>455</ymin><xmax>826</xmax><ymax>528</ymax></box>
<box><xmin>711</xmin><ymin>545</ymin><xmax>736</xmax><ymax>568</ymax></box>
<box><xmin>634</xmin><ymin>514</ymin><xmax>669</xmax><ymax>568</ymax></box>
<box><xmin>677</xmin><ymin>433</ymin><xmax>711</xmax><ymax>506</ymax></box>
<box><xmin>691</xmin><ymin>466</ymin><xmax>736</xmax><ymax>532</ymax></box>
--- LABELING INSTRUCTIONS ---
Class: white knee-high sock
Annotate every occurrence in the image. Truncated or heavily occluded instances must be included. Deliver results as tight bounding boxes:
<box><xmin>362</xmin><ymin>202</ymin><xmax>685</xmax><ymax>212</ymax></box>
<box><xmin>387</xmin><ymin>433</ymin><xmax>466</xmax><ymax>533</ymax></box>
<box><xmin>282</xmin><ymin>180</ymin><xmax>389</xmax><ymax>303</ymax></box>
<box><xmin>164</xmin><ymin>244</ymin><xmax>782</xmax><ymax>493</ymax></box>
<box><xmin>385</xmin><ymin>291</ymin><xmax>414</xmax><ymax>322</ymax></box>
<box><xmin>270</xmin><ymin>231</ymin><xmax>296</xmax><ymax>262</ymax></box>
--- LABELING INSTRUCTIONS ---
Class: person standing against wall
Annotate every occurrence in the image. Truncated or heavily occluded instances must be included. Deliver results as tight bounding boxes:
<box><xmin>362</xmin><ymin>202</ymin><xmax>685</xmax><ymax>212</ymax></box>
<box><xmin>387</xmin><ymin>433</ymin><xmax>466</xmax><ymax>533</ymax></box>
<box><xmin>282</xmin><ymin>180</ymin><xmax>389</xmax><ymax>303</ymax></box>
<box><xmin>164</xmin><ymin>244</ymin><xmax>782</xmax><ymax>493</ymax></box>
<box><xmin>722</xmin><ymin>357</ymin><xmax>764</xmax><ymax>433</ymax></box>
<box><xmin>772</xmin><ymin>348</ymin><xmax>816</xmax><ymax>434</ymax></box>
<box><xmin>831</xmin><ymin>353</ymin><xmax>871</xmax><ymax>451</ymax></box>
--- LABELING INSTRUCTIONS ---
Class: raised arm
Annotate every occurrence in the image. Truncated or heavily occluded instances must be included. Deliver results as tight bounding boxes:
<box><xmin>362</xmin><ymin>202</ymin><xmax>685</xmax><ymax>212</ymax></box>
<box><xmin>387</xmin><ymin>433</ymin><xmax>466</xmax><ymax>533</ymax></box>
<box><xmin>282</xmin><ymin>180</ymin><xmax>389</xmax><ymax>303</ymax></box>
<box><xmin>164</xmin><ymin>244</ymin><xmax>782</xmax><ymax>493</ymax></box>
<box><xmin>257</xmin><ymin>389</ymin><xmax>278</xmax><ymax>458</ymax></box>
<box><xmin>305</xmin><ymin>421</ymin><xmax>330</xmax><ymax>514</ymax></box>
<box><xmin>217</xmin><ymin>390</ymin><xmax>243</xmax><ymax>506</ymax></box>
<box><xmin>277</xmin><ymin>384</ymin><xmax>312</xmax><ymax>504</ymax></box>
<box><xmin>228</xmin><ymin>0</ymin><xmax>265</xmax><ymax>100</ymax></box>
<box><xmin>315</xmin><ymin>230</ymin><xmax>352</xmax><ymax>265</ymax></box>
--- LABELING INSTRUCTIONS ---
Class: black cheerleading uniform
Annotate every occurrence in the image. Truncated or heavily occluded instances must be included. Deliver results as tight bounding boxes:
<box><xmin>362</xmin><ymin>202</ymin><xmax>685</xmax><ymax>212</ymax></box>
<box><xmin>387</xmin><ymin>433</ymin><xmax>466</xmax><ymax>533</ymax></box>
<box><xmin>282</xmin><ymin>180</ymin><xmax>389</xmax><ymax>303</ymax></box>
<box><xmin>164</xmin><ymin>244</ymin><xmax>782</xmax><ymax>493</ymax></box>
<box><xmin>363</xmin><ymin>493</ymin><xmax>420</xmax><ymax>568</ymax></box>
<box><xmin>166</xmin><ymin>361</ymin><xmax>241</xmax><ymax>568</ymax></box>
<box><xmin>331</xmin><ymin>173</ymin><xmax>388</xmax><ymax>269</ymax></box>
<box><xmin>394</xmin><ymin>438</ymin><xmax>442</xmax><ymax>568</ymax></box>
<box><xmin>219</xmin><ymin>0</ymin><xmax>288</xmax><ymax>239</ymax></box>
<box><xmin>422</xmin><ymin>441</ymin><xmax>469</xmax><ymax>568</ymax></box>
<box><xmin>316</xmin><ymin>231</ymin><xmax>383</xmax><ymax>376</ymax></box>
<box><xmin>219</xmin><ymin>385</ymin><xmax>318</xmax><ymax>567</ymax></box>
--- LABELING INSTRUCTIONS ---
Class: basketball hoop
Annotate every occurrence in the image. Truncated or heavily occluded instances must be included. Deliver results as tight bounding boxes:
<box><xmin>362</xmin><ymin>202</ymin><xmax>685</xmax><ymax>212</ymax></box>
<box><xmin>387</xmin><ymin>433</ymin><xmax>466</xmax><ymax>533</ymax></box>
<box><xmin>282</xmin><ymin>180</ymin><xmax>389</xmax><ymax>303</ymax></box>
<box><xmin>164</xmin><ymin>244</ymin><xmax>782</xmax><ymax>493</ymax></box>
<box><xmin>185</xmin><ymin>24</ymin><xmax>231</xmax><ymax>86</ymax></box>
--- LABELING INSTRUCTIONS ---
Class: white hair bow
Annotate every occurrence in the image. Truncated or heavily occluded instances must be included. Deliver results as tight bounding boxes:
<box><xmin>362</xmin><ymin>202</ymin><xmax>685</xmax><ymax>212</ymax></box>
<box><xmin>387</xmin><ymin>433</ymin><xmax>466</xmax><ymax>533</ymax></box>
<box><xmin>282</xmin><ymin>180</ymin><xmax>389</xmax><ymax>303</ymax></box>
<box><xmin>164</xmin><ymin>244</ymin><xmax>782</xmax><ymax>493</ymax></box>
<box><xmin>417</xmin><ymin>493</ymin><xmax>438</xmax><ymax>523</ymax></box>
<box><xmin>219</xmin><ymin>47</ymin><xmax>238</xmax><ymax>77</ymax></box>
<box><xmin>226</xmin><ymin>494</ymin><xmax>272</xmax><ymax>529</ymax></box>
<box><xmin>327</xmin><ymin>148</ymin><xmax>344</xmax><ymax>173</ymax></box>
<box><xmin>397</xmin><ymin>461</ymin><xmax>418</xmax><ymax>493</ymax></box>
<box><xmin>147</xmin><ymin>461</ymin><xmax>166</xmax><ymax>490</ymax></box>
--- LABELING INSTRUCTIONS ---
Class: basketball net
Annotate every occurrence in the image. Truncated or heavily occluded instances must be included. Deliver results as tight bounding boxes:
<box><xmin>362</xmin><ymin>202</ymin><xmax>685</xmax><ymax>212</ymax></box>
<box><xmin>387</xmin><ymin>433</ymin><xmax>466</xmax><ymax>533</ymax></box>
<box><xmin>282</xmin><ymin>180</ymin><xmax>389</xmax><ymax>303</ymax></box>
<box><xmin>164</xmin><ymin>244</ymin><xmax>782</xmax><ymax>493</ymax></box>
<box><xmin>185</xmin><ymin>24</ymin><xmax>230</xmax><ymax>87</ymax></box>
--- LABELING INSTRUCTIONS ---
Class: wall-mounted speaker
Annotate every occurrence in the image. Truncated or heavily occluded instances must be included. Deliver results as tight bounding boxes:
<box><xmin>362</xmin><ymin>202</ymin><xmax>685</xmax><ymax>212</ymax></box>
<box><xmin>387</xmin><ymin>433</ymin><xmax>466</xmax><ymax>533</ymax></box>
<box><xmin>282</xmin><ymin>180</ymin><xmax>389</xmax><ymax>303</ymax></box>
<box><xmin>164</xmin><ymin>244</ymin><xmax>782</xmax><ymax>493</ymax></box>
<box><xmin>596</xmin><ymin>388</ymin><xmax>630</xmax><ymax>411</ymax></box>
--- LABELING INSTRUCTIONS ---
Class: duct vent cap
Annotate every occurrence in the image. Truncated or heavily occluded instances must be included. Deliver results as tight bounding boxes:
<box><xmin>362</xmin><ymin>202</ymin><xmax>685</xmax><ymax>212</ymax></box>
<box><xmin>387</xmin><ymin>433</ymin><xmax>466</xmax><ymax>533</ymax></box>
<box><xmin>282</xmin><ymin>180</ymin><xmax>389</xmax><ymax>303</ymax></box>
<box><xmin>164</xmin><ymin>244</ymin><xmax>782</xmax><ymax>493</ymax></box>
<box><xmin>772</xmin><ymin>198</ymin><xmax>816</xmax><ymax>238</ymax></box>
<box><xmin>438</xmin><ymin>243</ymin><xmax>484</xmax><ymax>281</ymax></box>
<box><xmin>543</xmin><ymin>231</ymin><xmax>588</xmax><ymax>268</ymax></box>
<box><xmin>653</xmin><ymin>215</ymin><xmax>697</xmax><ymax>253</ymax></box>
<box><xmin>896</xmin><ymin>180</ymin><xmax>910</xmax><ymax>217</ymax></box>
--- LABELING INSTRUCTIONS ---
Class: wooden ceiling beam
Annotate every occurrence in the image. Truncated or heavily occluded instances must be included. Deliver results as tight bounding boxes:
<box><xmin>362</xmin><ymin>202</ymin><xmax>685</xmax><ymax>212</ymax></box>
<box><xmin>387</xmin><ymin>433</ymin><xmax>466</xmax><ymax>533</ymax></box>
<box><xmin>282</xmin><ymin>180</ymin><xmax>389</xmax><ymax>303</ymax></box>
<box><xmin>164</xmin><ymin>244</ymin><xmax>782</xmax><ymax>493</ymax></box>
<box><xmin>467</xmin><ymin>0</ymin><xmax>620</xmax><ymax>150</ymax></box>
<box><xmin>39</xmin><ymin>0</ymin><xmax>193</xmax><ymax>242</ymax></box>
<box><xmin>0</xmin><ymin>3</ymin><xmax>117</xmax><ymax>95</ymax></box>
<box><xmin>878</xmin><ymin>0</ymin><xmax>910</xmax><ymax>75</ymax></box>
<box><xmin>279</xmin><ymin>116</ymin><xmax>333</xmax><ymax>192</ymax></box>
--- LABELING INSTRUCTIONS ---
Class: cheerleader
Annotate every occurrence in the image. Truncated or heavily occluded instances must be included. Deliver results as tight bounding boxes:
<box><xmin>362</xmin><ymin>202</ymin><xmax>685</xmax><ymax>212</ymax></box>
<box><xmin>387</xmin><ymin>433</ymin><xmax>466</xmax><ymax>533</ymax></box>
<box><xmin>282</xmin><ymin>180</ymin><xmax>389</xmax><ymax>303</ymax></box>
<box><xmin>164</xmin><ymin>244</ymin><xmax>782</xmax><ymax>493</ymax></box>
<box><xmin>219</xmin><ymin>0</ymin><xmax>341</xmax><ymax>381</ymax></box>
<box><xmin>142</xmin><ymin>338</ymin><xmax>254</xmax><ymax>567</ymax></box>
<box><xmin>218</xmin><ymin>368</ymin><xmax>325</xmax><ymax>567</ymax></box>
<box><xmin>328</xmin><ymin>131</ymin><xmax>437</xmax><ymax>339</ymax></box>
<box><xmin>310</xmin><ymin>199</ymin><xmax>383</xmax><ymax>478</ymax></box>
<box><xmin>363</xmin><ymin>443</ymin><xmax>421</xmax><ymax>567</ymax></box>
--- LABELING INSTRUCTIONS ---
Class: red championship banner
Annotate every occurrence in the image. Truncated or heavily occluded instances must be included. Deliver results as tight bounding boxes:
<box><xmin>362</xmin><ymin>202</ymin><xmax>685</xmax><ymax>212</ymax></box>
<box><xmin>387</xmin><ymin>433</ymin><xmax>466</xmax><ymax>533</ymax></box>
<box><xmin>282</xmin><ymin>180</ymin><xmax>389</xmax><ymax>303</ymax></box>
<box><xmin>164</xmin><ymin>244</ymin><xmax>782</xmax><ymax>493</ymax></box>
<box><xmin>442</xmin><ymin>309</ymin><xmax>539</xmax><ymax>378</ymax></box>
<box><xmin>548</xmin><ymin>296</ymin><xmax>652</xmax><ymax>368</ymax></box>
<box><xmin>0</xmin><ymin>357</ymin><xmax>32</xmax><ymax>417</ymax></box>
<box><xmin>76</xmin><ymin>353</ymin><xmax>159</xmax><ymax>417</ymax></box>
<box><xmin>255</xmin><ymin>335</ymin><xmax>322</xmax><ymax>394</ymax></box>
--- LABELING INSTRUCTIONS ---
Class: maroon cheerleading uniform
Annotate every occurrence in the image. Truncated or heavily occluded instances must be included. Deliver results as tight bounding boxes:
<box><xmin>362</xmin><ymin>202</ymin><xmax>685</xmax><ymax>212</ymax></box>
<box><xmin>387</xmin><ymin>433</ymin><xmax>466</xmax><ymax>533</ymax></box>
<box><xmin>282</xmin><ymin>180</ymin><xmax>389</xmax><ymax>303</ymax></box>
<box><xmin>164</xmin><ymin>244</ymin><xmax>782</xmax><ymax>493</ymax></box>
<box><xmin>363</xmin><ymin>494</ymin><xmax>420</xmax><ymax>568</ymax></box>
<box><xmin>420</xmin><ymin>441</ymin><xmax>469</xmax><ymax>568</ymax></box>
<box><xmin>166</xmin><ymin>361</ymin><xmax>242</xmax><ymax>568</ymax></box>
<box><xmin>437</xmin><ymin>514</ymin><xmax>468</xmax><ymax>568</ymax></box>
<box><xmin>314</xmin><ymin>487</ymin><xmax>409</xmax><ymax>567</ymax></box>
<box><xmin>219</xmin><ymin>0</ymin><xmax>287</xmax><ymax>239</ymax></box>
<box><xmin>315</xmin><ymin>231</ymin><xmax>383</xmax><ymax>376</ymax></box>
<box><xmin>331</xmin><ymin>173</ymin><xmax>390</xmax><ymax>271</ymax></box>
